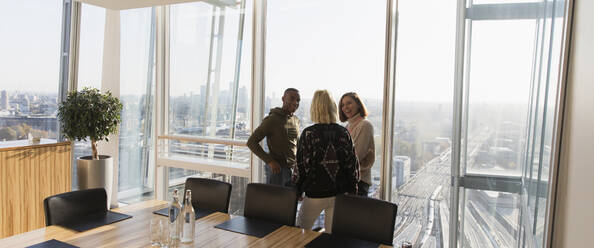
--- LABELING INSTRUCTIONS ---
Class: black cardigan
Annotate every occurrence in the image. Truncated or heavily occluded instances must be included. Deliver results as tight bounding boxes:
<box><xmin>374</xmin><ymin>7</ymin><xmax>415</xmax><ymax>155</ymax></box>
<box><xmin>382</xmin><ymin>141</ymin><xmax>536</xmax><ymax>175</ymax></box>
<box><xmin>292</xmin><ymin>123</ymin><xmax>360</xmax><ymax>198</ymax></box>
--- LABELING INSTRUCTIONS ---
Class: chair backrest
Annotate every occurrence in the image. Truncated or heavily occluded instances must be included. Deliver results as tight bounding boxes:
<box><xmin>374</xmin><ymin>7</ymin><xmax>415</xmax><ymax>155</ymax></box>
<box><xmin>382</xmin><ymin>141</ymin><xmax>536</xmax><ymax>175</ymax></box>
<box><xmin>332</xmin><ymin>194</ymin><xmax>398</xmax><ymax>245</ymax></box>
<box><xmin>184</xmin><ymin>177</ymin><xmax>232</xmax><ymax>213</ymax></box>
<box><xmin>43</xmin><ymin>188</ymin><xmax>107</xmax><ymax>226</ymax></box>
<box><xmin>244</xmin><ymin>183</ymin><xmax>298</xmax><ymax>226</ymax></box>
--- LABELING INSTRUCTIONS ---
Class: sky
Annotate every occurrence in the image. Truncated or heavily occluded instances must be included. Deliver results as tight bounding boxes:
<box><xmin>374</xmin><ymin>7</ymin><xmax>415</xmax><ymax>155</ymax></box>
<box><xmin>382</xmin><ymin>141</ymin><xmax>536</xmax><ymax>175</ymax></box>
<box><xmin>0</xmin><ymin>0</ymin><xmax>62</xmax><ymax>93</ymax></box>
<box><xmin>0</xmin><ymin>0</ymin><xmax>539</xmax><ymax>104</ymax></box>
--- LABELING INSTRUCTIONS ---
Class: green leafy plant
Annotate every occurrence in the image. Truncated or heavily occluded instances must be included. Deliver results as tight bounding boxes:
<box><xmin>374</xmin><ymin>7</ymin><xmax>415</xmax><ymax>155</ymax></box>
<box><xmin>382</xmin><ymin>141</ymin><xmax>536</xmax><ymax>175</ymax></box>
<box><xmin>58</xmin><ymin>87</ymin><xmax>123</xmax><ymax>160</ymax></box>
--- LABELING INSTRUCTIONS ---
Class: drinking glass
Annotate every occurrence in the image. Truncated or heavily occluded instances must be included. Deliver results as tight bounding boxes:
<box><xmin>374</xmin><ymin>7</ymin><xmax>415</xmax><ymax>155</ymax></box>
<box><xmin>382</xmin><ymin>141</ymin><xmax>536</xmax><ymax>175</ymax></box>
<box><xmin>149</xmin><ymin>218</ymin><xmax>161</xmax><ymax>247</ymax></box>
<box><xmin>160</xmin><ymin>220</ymin><xmax>171</xmax><ymax>248</ymax></box>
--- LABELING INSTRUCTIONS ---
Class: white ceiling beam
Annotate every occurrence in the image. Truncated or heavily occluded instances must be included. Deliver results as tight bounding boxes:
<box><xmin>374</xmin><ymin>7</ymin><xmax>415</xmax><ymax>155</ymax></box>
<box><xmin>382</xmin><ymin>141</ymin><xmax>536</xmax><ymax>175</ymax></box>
<box><xmin>74</xmin><ymin>0</ymin><xmax>237</xmax><ymax>10</ymax></box>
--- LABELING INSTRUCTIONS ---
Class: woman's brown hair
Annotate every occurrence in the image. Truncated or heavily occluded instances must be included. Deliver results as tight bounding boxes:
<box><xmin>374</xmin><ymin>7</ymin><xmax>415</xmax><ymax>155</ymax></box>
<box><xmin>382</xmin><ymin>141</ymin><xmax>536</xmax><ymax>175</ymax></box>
<box><xmin>339</xmin><ymin>92</ymin><xmax>369</xmax><ymax>122</ymax></box>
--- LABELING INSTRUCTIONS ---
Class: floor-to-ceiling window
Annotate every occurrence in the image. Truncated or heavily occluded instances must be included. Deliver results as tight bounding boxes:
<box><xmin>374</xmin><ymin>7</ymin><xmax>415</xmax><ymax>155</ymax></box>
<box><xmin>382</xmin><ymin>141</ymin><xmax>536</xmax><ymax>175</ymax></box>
<box><xmin>0</xmin><ymin>0</ymin><xmax>64</xmax><ymax>143</ymax></box>
<box><xmin>263</xmin><ymin>0</ymin><xmax>387</xmax><ymax>231</ymax></box>
<box><xmin>458</xmin><ymin>3</ymin><xmax>537</xmax><ymax>248</ymax></box>
<box><xmin>75</xmin><ymin>4</ymin><xmax>156</xmax><ymax>203</ymax></box>
<box><xmin>117</xmin><ymin>7</ymin><xmax>156</xmax><ymax>203</ymax></box>
<box><xmin>390</xmin><ymin>0</ymin><xmax>457</xmax><ymax>246</ymax></box>
<box><xmin>389</xmin><ymin>0</ymin><xmax>569</xmax><ymax>247</ymax></box>
<box><xmin>265</xmin><ymin>0</ymin><xmax>386</xmax><ymax>196</ymax></box>
<box><xmin>164</xmin><ymin>0</ymin><xmax>252</xmax><ymax>214</ymax></box>
<box><xmin>73</xmin><ymin>3</ymin><xmax>105</xmax><ymax>190</ymax></box>
<box><xmin>453</xmin><ymin>1</ymin><xmax>568</xmax><ymax>247</ymax></box>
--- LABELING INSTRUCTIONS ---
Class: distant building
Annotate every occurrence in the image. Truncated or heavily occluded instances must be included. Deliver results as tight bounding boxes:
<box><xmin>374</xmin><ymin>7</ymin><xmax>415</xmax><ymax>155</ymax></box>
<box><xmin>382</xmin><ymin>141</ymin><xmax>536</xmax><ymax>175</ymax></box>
<box><xmin>422</xmin><ymin>139</ymin><xmax>448</xmax><ymax>157</ymax></box>
<box><xmin>393</xmin><ymin>155</ymin><xmax>411</xmax><ymax>188</ymax></box>
<box><xmin>490</xmin><ymin>146</ymin><xmax>517</xmax><ymax>169</ymax></box>
<box><xmin>0</xmin><ymin>90</ymin><xmax>8</xmax><ymax>110</ymax></box>
<box><xmin>238</xmin><ymin>86</ymin><xmax>248</xmax><ymax>113</ymax></box>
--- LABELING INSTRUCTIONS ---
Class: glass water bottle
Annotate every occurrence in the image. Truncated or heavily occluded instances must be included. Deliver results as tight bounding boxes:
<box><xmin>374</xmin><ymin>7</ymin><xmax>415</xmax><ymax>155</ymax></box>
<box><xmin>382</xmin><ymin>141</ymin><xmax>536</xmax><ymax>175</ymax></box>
<box><xmin>169</xmin><ymin>189</ymin><xmax>183</xmax><ymax>244</ymax></box>
<box><xmin>180</xmin><ymin>189</ymin><xmax>195</xmax><ymax>244</ymax></box>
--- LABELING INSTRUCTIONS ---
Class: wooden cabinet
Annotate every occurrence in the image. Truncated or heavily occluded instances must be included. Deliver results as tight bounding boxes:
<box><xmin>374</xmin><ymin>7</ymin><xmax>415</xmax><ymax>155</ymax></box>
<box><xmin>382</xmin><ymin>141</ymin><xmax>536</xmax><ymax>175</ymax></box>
<box><xmin>0</xmin><ymin>141</ymin><xmax>71</xmax><ymax>238</ymax></box>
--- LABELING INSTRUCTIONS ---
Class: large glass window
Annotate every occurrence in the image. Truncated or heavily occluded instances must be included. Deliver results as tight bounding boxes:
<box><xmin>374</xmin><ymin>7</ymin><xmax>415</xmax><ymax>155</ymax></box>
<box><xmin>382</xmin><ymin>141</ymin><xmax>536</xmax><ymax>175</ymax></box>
<box><xmin>73</xmin><ymin>3</ymin><xmax>106</xmax><ymax>190</ymax></box>
<box><xmin>463</xmin><ymin>19</ymin><xmax>535</xmax><ymax>177</ymax></box>
<box><xmin>390</xmin><ymin>0</ymin><xmax>456</xmax><ymax>246</ymax></box>
<box><xmin>117</xmin><ymin>7</ymin><xmax>156</xmax><ymax>203</ymax></box>
<box><xmin>165</xmin><ymin>0</ymin><xmax>252</xmax><ymax>214</ymax></box>
<box><xmin>455</xmin><ymin>1</ymin><xmax>568</xmax><ymax>247</ymax></box>
<box><xmin>74</xmin><ymin>5</ymin><xmax>156</xmax><ymax>203</ymax></box>
<box><xmin>390</xmin><ymin>0</ymin><xmax>568</xmax><ymax>247</ymax></box>
<box><xmin>457</xmin><ymin>4</ymin><xmax>537</xmax><ymax>248</ymax></box>
<box><xmin>168</xmin><ymin>1</ymin><xmax>252</xmax><ymax>140</ymax></box>
<box><xmin>0</xmin><ymin>0</ymin><xmax>63</xmax><ymax>143</ymax></box>
<box><xmin>265</xmin><ymin>0</ymin><xmax>386</xmax><ymax>196</ymax></box>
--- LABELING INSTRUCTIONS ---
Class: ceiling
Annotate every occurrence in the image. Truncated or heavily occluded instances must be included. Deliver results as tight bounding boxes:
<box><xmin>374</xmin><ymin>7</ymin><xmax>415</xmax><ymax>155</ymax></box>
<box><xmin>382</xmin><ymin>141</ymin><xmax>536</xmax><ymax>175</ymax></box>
<box><xmin>74</xmin><ymin>0</ymin><xmax>238</xmax><ymax>10</ymax></box>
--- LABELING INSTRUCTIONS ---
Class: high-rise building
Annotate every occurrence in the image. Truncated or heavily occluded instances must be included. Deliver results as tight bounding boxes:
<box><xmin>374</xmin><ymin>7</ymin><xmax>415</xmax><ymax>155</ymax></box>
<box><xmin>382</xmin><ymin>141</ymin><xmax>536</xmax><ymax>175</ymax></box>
<box><xmin>0</xmin><ymin>90</ymin><xmax>8</xmax><ymax>110</ymax></box>
<box><xmin>393</xmin><ymin>156</ymin><xmax>411</xmax><ymax>188</ymax></box>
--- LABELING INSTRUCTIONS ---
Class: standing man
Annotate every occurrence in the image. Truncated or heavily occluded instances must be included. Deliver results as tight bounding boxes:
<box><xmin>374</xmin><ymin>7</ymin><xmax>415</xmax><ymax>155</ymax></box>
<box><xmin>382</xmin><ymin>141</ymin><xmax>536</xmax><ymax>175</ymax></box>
<box><xmin>247</xmin><ymin>88</ymin><xmax>301</xmax><ymax>186</ymax></box>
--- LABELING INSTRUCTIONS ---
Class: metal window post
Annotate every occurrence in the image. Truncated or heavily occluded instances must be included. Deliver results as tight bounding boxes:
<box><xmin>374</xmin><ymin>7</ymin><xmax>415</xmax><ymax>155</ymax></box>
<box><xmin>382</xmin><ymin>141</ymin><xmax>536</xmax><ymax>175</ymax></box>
<box><xmin>250</xmin><ymin>0</ymin><xmax>267</xmax><ymax>183</ymax></box>
<box><xmin>58</xmin><ymin>0</ymin><xmax>78</xmax><ymax>142</ymax></box>
<box><xmin>451</xmin><ymin>0</ymin><xmax>468</xmax><ymax>246</ymax></box>
<box><xmin>141</xmin><ymin>7</ymin><xmax>157</xmax><ymax>193</ymax></box>
<box><xmin>230</xmin><ymin>0</ymin><xmax>247</xmax><ymax>141</ymax></box>
<box><xmin>380</xmin><ymin>0</ymin><xmax>398</xmax><ymax>201</ymax></box>
<box><xmin>544</xmin><ymin>0</ymin><xmax>574</xmax><ymax>246</ymax></box>
<box><xmin>155</xmin><ymin>5</ymin><xmax>170</xmax><ymax>201</ymax></box>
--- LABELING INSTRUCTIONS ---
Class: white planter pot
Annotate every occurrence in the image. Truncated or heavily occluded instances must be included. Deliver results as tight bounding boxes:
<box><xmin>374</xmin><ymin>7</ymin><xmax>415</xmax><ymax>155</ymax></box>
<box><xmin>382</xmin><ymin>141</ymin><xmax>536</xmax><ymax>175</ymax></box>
<box><xmin>77</xmin><ymin>155</ymin><xmax>113</xmax><ymax>209</ymax></box>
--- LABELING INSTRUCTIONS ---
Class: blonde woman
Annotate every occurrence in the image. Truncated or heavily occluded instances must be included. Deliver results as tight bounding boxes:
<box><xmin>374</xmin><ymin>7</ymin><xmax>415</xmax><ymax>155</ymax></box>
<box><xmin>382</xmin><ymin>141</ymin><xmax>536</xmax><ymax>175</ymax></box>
<box><xmin>339</xmin><ymin>92</ymin><xmax>375</xmax><ymax>196</ymax></box>
<box><xmin>293</xmin><ymin>90</ymin><xmax>359</xmax><ymax>233</ymax></box>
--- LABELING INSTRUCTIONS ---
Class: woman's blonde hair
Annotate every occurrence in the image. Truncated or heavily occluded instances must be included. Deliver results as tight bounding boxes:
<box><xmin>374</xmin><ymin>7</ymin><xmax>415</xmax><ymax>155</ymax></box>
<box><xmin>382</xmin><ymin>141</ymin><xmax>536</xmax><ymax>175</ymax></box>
<box><xmin>310</xmin><ymin>90</ymin><xmax>338</xmax><ymax>124</ymax></box>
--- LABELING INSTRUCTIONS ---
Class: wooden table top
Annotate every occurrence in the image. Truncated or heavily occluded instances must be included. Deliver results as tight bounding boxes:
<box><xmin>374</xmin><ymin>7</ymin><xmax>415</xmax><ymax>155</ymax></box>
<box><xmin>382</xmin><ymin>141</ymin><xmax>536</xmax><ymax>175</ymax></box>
<box><xmin>0</xmin><ymin>200</ymin><xmax>393</xmax><ymax>248</ymax></box>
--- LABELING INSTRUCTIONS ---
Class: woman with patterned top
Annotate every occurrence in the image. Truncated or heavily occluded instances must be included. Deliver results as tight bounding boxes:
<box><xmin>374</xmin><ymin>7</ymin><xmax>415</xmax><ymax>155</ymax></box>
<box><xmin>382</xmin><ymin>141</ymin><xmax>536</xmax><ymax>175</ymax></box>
<box><xmin>339</xmin><ymin>92</ymin><xmax>375</xmax><ymax>196</ymax></box>
<box><xmin>293</xmin><ymin>89</ymin><xmax>359</xmax><ymax>233</ymax></box>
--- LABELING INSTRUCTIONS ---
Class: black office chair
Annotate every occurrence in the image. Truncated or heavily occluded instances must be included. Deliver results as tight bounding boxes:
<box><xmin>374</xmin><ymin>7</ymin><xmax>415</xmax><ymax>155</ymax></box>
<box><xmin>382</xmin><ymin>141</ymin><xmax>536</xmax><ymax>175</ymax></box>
<box><xmin>43</xmin><ymin>188</ymin><xmax>107</xmax><ymax>226</ymax></box>
<box><xmin>184</xmin><ymin>177</ymin><xmax>232</xmax><ymax>213</ymax></box>
<box><xmin>243</xmin><ymin>183</ymin><xmax>298</xmax><ymax>226</ymax></box>
<box><xmin>331</xmin><ymin>194</ymin><xmax>398</xmax><ymax>245</ymax></box>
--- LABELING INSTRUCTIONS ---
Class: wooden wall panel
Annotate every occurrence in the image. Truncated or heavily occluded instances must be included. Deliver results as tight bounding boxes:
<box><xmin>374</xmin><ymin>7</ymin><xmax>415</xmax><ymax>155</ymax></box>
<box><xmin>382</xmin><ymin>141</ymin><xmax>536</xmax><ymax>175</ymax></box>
<box><xmin>0</xmin><ymin>142</ymin><xmax>71</xmax><ymax>238</ymax></box>
<box><xmin>0</xmin><ymin>151</ymin><xmax>6</xmax><ymax>238</ymax></box>
<box><xmin>0</xmin><ymin>151</ymin><xmax>3</xmax><ymax>237</ymax></box>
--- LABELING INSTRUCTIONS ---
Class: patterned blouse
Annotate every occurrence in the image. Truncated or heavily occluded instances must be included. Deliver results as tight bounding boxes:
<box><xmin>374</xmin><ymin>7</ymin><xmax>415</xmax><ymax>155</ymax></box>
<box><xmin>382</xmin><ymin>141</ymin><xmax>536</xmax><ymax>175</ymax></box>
<box><xmin>292</xmin><ymin>123</ymin><xmax>360</xmax><ymax>198</ymax></box>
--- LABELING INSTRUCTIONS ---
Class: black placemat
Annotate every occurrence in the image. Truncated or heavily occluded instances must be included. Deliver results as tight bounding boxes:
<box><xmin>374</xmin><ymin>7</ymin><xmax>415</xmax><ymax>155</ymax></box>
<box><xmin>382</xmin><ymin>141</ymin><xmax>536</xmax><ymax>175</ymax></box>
<box><xmin>214</xmin><ymin>216</ymin><xmax>284</xmax><ymax>238</ymax></box>
<box><xmin>26</xmin><ymin>239</ymin><xmax>79</xmax><ymax>248</ymax></box>
<box><xmin>153</xmin><ymin>207</ymin><xmax>215</xmax><ymax>220</ymax></box>
<box><xmin>305</xmin><ymin>233</ymin><xmax>381</xmax><ymax>248</ymax></box>
<box><xmin>58</xmin><ymin>211</ymin><xmax>132</xmax><ymax>232</ymax></box>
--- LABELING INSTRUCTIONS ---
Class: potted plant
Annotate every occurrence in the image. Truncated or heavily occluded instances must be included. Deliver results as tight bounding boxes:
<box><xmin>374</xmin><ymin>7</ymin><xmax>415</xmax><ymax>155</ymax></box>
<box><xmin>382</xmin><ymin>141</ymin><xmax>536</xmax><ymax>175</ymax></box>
<box><xmin>58</xmin><ymin>87</ymin><xmax>123</xmax><ymax>208</ymax></box>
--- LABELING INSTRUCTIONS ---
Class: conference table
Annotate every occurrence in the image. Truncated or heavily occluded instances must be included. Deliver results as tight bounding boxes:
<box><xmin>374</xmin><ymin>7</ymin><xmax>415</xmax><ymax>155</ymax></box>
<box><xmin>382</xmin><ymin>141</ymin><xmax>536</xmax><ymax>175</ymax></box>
<box><xmin>0</xmin><ymin>200</ymin><xmax>393</xmax><ymax>248</ymax></box>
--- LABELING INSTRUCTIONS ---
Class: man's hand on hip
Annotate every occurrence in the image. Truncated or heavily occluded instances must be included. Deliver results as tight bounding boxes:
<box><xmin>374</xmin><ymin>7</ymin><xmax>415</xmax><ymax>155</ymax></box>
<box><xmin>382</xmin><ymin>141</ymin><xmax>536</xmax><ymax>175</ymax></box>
<box><xmin>268</xmin><ymin>160</ymin><xmax>281</xmax><ymax>174</ymax></box>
